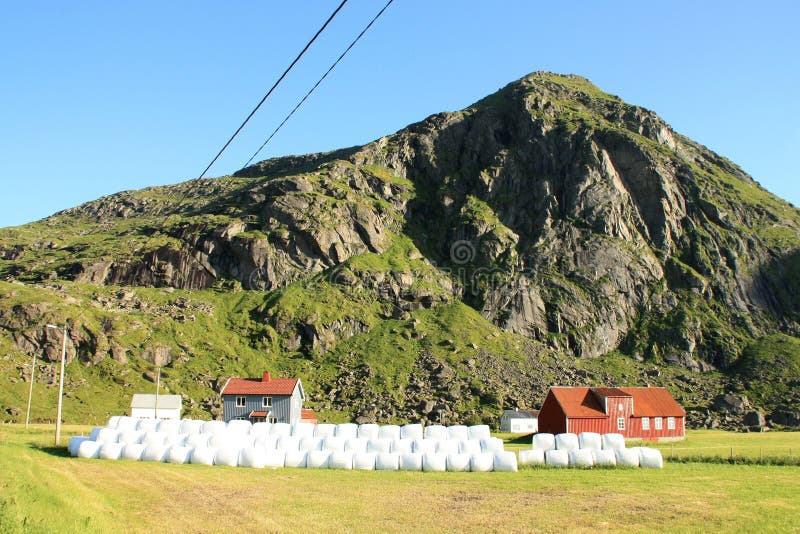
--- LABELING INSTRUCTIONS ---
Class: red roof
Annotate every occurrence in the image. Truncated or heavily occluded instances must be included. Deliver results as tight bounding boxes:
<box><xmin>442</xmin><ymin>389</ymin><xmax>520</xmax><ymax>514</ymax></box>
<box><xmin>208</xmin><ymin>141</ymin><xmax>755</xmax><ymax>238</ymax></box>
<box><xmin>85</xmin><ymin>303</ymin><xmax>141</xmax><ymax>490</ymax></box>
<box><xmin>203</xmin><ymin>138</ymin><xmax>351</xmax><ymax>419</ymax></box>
<box><xmin>249</xmin><ymin>410</ymin><xmax>270</xmax><ymax>418</ymax></box>
<box><xmin>301</xmin><ymin>409</ymin><xmax>318</xmax><ymax>423</ymax></box>
<box><xmin>549</xmin><ymin>387</ymin><xmax>685</xmax><ymax>418</ymax></box>
<box><xmin>221</xmin><ymin>374</ymin><xmax>299</xmax><ymax>396</ymax></box>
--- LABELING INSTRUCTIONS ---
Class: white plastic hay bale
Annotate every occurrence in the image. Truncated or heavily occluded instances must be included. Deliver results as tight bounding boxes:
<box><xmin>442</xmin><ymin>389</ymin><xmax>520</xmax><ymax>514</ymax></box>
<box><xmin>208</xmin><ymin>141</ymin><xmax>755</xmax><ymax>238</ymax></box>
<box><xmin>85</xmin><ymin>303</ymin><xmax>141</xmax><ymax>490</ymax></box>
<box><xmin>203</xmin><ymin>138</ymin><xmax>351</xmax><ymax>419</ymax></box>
<box><xmin>137</xmin><ymin>419</ymin><xmax>161</xmax><ymax>433</ymax></box>
<box><xmin>298</xmin><ymin>436</ymin><xmax>324</xmax><ymax>451</ymax></box>
<box><xmin>164</xmin><ymin>433</ymin><xmax>188</xmax><ymax>448</ymax></box>
<box><xmin>423</xmin><ymin>452</ymin><xmax>447</xmax><ymax>472</ymax></box>
<box><xmin>447</xmin><ymin>425</ymin><xmax>469</xmax><ymax>441</ymax></box>
<box><xmin>568</xmin><ymin>449</ymin><xmax>595</xmax><ymax>468</ymax></box>
<box><xmin>227</xmin><ymin>419</ymin><xmax>253</xmax><ymax>435</ymax></box>
<box><xmin>376</xmin><ymin>452</ymin><xmax>400</xmax><ymax>471</ymax></box>
<box><xmin>424</xmin><ymin>425</ymin><xmax>447</xmax><ymax>440</ymax></box>
<box><xmin>77</xmin><ymin>440</ymin><xmax>101</xmax><ymax>459</ymax></box>
<box><xmin>96</xmin><ymin>428</ymin><xmax>120</xmax><ymax>444</ymax></box>
<box><xmin>400</xmin><ymin>424</ymin><xmax>423</xmax><ymax>440</ymax></box>
<box><xmin>399</xmin><ymin>452</ymin><xmax>423</xmax><ymax>471</ymax></box>
<box><xmin>601</xmin><ymin>433</ymin><xmax>626</xmax><ymax>451</ymax></box>
<box><xmin>251</xmin><ymin>422</ymin><xmax>272</xmax><ymax>436</ymax></box>
<box><xmin>106</xmin><ymin>415</ymin><xmax>122</xmax><ymax>429</ymax></box>
<box><xmin>284</xmin><ymin>449</ymin><xmax>308</xmax><ymax>468</ymax></box>
<box><xmin>263</xmin><ymin>450</ymin><xmax>285</xmax><ymax>469</ymax></box>
<box><xmin>214</xmin><ymin>447</ymin><xmax>241</xmax><ymax>467</ymax></box>
<box><xmin>116</xmin><ymin>416</ymin><xmax>139</xmax><ymax>432</ymax></box>
<box><xmin>436</xmin><ymin>440</ymin><xmax>459</xmax><ymax>455</ymax></box>
<box><xmin>122</xmin><ymin>443</ymin><xmax>146</xmax><ymax>461</ymax></box>
<box><xmin>190</xmin><ymin>446</ymin><xmax>217</xmax><ymax>466</ymax></box>
<box><xmin>532</xmin><ymin>433</ymin><xmax>556</xmax><ymax>451</ymax></box>
<box><xmin>314</xmin><ymin>423</ymin><xmax>337</xmax><ymax>438</ymax></box>
<box><xmin>186</xmin><ymin>433</ymin><xmax>210</xmax><ymax>449</ymax></box>
<box><xmin>335</xmin><ymin>423</ymin><xmax>358</xmax><ymax>439</ymax></box>
<box><xmin>238</xmin><ymin>447</ymin><xmax>267</xmax><ymax>468</ymax></box>
<box><xmin>378</xmin><ymin>425</ymin><xmax>401</xmax><ymax>440</ymax></box>
<box><xmin>269</xmin><ymin>422</ymin><xmax>292</xmax><ymax>437</ymax></box>
<box><xmin>69</xmin><ymin>436</ymin><xmax>90</xmax><ymax>457</ymax></box>
<box><xmin>345</xmin><ymin>438</ymin><xmax>368</xmax><ymax>453</ymax></box>
<box><xmin>329</xmin><ymin>450</ymin><xmax>354</xmax><ymax>470</ymax></box>
<box><xmin>209</xmin><ymin>433</ymin><xmax>237</xmax><ymax>449</ymax></box>
<box><xmin>614</xmin><ymin>448</ymin><xmax>640</xmax><ymax>467</ymax></box>
<box><xmin>254</xmin><ymin>435</ymin><xmax>279</xmax><ymax>450</ymax></box>
<box><xmin>446</xmin><ymin>452</ymin><xmax>471</xmax><ymax>472</ymax></box>
<box><xmin>168</xmin><ymin>446</ymin><xmax>193</xmax><ymax>465</ymax></box>
<box><xmin>142</xmin><ymin>444</ymin><xmax>169</xmax><ymax>463</ymax></box>
<box><xmin>158</xmin><ymin>419</ymin><xmax>181</xmax><ymax>435</ymax></box>
<box><xmin>180</xmin><ymin>419</ymin><xmax>204</xmax><ymax>435</ymax></box>
<box><xmin>518</xmin><ymin>449</ymin><xmax>545</xmax><ymax>467</ymax></box>
<box><xmin>391</xmin><ymin>439</ymin><xmax>414</xmax><ymax>454</ymax></box>
<box><xmin>545</xmin><ymin>449</ymin><xmax>570</xmax><ymax>467</ymax></box>
<box><xmin>636</xmin><ymin>447</ymin><xmax>664</xmax><ymax>469</ymax></box>
<box><xmin>353</xmin><ymin>451</ymin><xmax>376</xmax><ymax>471</ymax></box>
<box><xmin>494</xmin><ymin>451</ymin><xmax>518</xmax><ymax>472</ymax></box>
<box><xmin>470</xmin><ymin>452</ymin><xmax>494</xmax><ymax>472</ymax></box>
<box><xmin>99</xmin><ymin>442</ymin><xmax>124</xmax><ymax>460</ymax></box>
<box><xmin>459</xmin><ymin>440</ymin><xmax>482</xmax><ymax>455</ymax></box>
<box><xmin>367</xmin><ymin>438</ymin><xmax>392</xmax><ymax>454</ymax></box>
<box><xmin>292</xmin><ymin>422</ymin><xmax>315</xmax><ymax>438</ymax></box>
<box><xmin>357</xmin><ymin>424</ymin><xmax>380</xmax><ymax>440</ymax></box>
<box><xmin>306</xmin><ymin>450</ymin><xmax>331</xmax><ymax>469</ymax></box>
<box><xmin>578</xmin><ymin>432</ymin><xmax>602</xmax><ymax>451</ymax></box>
<box><xmin>239</xmin><ymin>435</ymin><xmax>257</xmax><ymax>448</ymax></box>
<box><xmin>323</xmin><ymin>436</ymin><xmax>346</xmax><ymax>452</ymax></box>
<box><xmin>277</xmin><ymin>436</ymin><xmax>301</xmax><ymax>451</ymax></box>
<box><xmin>555</xmin><ymin>433</ymin><xmax>579</xmax><ymax>451</ymax></box>
<box><xmin>592</xmin><ymin>449</ymin><xmax>617</xmax><ymax>467</ymax></box>
<box><xmin>89</xmin><ymin>427</ymin><xmax>103</xmax><ymax>441</ymax></box>
<box><xmin>202</xmin><ymin>420</ymin><xmax>227</xmax><ymax>435</ymax></box>
<box><xmin>468</xmin><ymin>425</ymin><xmax>491</xmax><ymax>440</ymax></box>
<box><xmin>480</xmin><ymin>437</ymin><xmax>505</xmax><ymax>454</ymax></box>
<box><xmin>118</xmin><ymin>430</ymin><xmax>144</xmax><ymax>445</ymax></box>
<box><xmin>413</xmin><ymin>439</ymin><xmax>438</xmax><ymax>455</ymax></box>
<box><xmin>142</xmin><ymin>431</ymin><xmax>168</xmax><ymax>446</ymax></box>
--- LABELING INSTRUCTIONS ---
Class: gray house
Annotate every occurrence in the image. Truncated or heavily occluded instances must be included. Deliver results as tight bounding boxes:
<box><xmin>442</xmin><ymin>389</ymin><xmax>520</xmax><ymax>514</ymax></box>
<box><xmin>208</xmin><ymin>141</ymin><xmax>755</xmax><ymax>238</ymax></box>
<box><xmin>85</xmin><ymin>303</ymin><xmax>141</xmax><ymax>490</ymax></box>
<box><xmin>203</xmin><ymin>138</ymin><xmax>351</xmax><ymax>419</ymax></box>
<box><xmin>220</xmin><ymin>372</ymin><xmax>305</xmax><ymax>424</ymax></box>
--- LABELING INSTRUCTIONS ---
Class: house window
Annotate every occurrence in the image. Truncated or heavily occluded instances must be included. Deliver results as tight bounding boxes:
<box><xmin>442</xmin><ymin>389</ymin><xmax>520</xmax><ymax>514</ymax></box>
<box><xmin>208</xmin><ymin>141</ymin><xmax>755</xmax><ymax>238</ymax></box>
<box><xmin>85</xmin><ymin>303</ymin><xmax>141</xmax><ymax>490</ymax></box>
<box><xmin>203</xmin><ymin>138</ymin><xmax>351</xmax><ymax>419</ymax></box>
<box><xmin>269</xmin><ymin>417</ymin><xmax>278</xmax><ymax>424</ymax></box>
<box><xmin>235</xmin><ymin>396</ymin><xmax>245</xmax><ymax>407</ymax></box>
<box><xmin>642</xmin><ymin>417</ymin><xmax>650</xmax><ymax>430</ymax></box>
<box><xmin>262</xmin><ymin>396</ymin><xmax>272</xmax><ymax>408</ymax></box>
<box><xmin>667</xmin><ymin>417</ymin><xmax>675</xmax><ymax>430</ymax></box>
<box><xmin>617</xmin><ymin>417</ymin><xmax>625</xmax><ymax>430</ymax></box>
<box><xmin>654</xmin><ymin>417</ymin><xmax>663</xmax><ymax>430</ymax></box>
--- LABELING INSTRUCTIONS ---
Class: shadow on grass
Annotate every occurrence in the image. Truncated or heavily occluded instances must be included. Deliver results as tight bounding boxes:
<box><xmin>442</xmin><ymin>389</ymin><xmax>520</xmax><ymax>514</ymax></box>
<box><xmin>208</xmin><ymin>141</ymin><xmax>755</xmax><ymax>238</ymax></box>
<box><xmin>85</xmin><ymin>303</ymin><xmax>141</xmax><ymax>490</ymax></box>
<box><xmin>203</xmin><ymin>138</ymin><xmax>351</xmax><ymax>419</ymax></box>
<box><xmin>504</xmin><ymin>433</ymin><xmax>534</xmax><ymax>445</ymax></box>
<box><xmin>31</xmin><ymin>444</ymin><xmax>71</xmax><ymax>458</ymax></box>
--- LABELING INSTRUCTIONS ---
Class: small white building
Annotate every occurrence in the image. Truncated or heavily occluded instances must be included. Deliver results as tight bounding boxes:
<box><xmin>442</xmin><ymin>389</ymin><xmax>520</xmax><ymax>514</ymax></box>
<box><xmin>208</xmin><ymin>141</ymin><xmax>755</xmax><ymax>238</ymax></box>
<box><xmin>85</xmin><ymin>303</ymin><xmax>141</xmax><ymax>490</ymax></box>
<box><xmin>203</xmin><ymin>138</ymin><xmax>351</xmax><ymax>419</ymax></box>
<box><xmin>130</xmin><ymin>394</ymin><xmax>182</xmax><ymax>419</ymax></box>
<box><xmin>500</xmin><ymin>408</ymin><xmax>538</xmax><ymax>433</ymax></box>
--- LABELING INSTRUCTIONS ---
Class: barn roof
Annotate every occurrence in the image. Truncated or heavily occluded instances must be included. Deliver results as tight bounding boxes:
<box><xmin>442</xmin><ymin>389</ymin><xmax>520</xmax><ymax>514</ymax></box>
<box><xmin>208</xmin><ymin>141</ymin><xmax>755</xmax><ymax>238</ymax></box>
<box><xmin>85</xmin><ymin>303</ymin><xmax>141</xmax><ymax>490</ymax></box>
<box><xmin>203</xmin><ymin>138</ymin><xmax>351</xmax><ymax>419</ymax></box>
<box><xmin>548</xmin><ymin>387</ymin><xmax>685</xmax><ymax>418</ymax></box>
<box><xmin>130</xmin><ymin>394</ymin><xmax>182</xmax><ymax>410</ymax></box>
<box><xmin>221</xmin><ymin>372</ymin><xmax>300</xmax><ymax>396</ymax></box>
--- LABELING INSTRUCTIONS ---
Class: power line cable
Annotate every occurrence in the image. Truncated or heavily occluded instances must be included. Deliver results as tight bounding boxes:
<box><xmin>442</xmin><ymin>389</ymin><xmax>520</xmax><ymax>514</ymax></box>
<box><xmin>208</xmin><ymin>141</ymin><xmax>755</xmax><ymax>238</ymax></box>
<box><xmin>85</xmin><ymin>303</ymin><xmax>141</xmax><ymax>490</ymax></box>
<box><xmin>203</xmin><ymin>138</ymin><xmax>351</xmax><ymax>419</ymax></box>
<box><xmin>241</xmin><ymin>0</ymin><xmax>395</xmax><ymax>169</ymax></box>
<box><xmin>193</xmin><ymin>0</ymin><xmax>349</xmax><ymax>183</ymax></box>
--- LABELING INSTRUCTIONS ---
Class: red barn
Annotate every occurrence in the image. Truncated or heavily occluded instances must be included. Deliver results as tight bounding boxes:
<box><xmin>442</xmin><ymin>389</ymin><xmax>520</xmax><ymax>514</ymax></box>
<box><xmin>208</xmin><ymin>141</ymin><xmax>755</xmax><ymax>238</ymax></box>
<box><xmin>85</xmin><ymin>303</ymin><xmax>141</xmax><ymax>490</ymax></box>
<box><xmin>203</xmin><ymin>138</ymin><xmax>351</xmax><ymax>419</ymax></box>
<box><xmin>538</xmin><ymin>387</ymin><xmax>686</xmax><ymax>441</ymax></box>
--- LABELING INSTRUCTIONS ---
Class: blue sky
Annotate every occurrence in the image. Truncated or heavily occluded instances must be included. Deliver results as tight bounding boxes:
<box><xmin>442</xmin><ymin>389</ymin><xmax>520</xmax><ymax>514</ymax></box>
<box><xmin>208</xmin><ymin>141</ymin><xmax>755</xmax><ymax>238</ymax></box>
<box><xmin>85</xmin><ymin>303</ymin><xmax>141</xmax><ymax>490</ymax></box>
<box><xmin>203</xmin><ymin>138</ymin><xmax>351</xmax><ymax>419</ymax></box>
<box><xmin>1</xmin><ymin>1</ymin><xmax>798</xmax><ymax>228</ymax></box>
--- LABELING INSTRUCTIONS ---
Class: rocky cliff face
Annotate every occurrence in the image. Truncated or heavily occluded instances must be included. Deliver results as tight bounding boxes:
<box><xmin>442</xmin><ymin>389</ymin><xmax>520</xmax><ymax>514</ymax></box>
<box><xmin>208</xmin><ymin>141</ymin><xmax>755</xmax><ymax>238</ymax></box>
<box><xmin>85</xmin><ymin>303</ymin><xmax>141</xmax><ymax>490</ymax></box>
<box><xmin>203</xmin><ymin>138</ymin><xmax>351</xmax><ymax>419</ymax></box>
<box><xmin>1</xmin><ymin>72</ymin><xmax>799</xmax><ymax>427</ymax></box>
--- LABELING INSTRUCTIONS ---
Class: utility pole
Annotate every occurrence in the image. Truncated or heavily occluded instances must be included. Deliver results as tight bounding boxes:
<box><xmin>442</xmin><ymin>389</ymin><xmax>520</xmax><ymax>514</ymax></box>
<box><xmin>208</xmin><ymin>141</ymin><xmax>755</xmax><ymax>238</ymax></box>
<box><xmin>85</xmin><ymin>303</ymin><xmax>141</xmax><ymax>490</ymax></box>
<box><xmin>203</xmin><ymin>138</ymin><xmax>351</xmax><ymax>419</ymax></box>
<box><xmin>46</xmin><ymin>322</ymin><xmax>68</xmax><ymax>446</ymax></box>
<box><xmin>154</xmin><ymin>367</ymin><xmax>161</xmax><ymax>419</ymax></box>
<box><xmin>25</xmin><ymin>350</ymin><xmax>37</xmax><ymax>429</ymax></box>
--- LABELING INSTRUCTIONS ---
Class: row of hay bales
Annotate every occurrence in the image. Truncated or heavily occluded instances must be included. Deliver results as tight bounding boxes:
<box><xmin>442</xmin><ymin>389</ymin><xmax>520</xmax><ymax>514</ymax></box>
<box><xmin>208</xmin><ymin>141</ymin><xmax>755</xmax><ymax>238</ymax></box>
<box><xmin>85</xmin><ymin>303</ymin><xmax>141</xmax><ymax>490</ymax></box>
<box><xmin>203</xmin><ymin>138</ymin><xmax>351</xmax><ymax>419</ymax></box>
<box><xmin>518</xmin><ymin>432</ymin><xmax>664</xmax><ymax>468</ymax></box>
<box><xmin>68</xmin><ymin>417</ymin><xmax>518</xmax><ymax>472</ymax></box>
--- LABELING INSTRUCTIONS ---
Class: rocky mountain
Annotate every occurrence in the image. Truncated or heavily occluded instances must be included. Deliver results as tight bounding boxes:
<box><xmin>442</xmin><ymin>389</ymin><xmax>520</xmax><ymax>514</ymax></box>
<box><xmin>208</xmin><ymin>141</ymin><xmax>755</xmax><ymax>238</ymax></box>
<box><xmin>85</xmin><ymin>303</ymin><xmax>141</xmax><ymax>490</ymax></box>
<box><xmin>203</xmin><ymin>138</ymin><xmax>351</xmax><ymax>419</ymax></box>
<box><xmin>1</xmin><ymin>72</ymin><xmax>799</xmax><ymax>429</ymax></box>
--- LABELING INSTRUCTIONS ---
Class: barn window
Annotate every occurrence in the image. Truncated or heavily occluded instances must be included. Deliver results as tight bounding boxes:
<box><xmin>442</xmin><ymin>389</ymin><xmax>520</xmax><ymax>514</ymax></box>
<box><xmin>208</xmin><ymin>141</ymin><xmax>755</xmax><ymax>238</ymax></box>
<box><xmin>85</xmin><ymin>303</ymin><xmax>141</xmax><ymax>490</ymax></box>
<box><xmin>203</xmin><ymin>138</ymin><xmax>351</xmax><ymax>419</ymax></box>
<box><xmin>235</xmin><ymin>396</ymin><xmax>246</xmax><ymax>407</ymax></box>
<box><xmin>667</xmin><ymin>417</ymin><xmax>675</xmax><ymax>430</ymax></box>
<box><xmin>262</xmin><ymin>396</ymin><xmax>272</xmax><ymax>408</ymax></box>
<box><xmin>642</xmin><ymin>417</ymin><xmax>650</xmax><ymax>430</ymax></box>
<box><xmin>617</xmin><ymin>417</ymin><xmax>625</xmax><ymax>430</ymax></box>
<box><xmin>654</xmin><ymin>417</ymin><xmax>663</xmax><ymax>430</ymax></box>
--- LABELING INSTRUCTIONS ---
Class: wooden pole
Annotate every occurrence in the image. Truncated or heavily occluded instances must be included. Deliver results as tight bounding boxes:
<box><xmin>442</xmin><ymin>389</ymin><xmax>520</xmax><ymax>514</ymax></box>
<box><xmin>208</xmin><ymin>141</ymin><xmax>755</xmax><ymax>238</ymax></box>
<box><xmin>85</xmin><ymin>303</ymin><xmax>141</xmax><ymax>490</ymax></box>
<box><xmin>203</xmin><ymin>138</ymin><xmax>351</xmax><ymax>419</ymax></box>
<box><xmin>155</xmin><ymin>367</ymin><xmax>161</xmax><ymax>419</ymax></box>
<box><xmin>54</xmin><ymin>323</ymin><xmax>67</xmax><ymax>446</ymax></box>
<box><xmin>25</xmin><ymin>351</ymin><xmax>36</xmax><ymax>429</ymax></box>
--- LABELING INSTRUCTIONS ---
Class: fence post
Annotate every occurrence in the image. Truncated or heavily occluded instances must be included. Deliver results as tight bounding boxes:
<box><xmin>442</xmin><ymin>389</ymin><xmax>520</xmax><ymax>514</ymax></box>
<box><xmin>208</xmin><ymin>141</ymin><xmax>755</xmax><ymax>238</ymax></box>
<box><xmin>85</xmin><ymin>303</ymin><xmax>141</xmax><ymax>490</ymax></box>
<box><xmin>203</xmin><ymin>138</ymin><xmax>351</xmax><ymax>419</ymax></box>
<box><xmin>730</xmin><ymin>447</ymin><xmax>733</xmax><ymax>460</ymax></box>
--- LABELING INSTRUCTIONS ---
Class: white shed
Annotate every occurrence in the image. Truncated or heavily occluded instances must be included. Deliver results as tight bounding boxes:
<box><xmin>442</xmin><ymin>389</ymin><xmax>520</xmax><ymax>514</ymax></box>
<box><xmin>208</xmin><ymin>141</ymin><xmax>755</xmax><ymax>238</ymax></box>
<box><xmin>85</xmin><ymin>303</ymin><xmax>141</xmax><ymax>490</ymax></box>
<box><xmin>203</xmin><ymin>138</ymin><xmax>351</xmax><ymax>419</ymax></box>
<box><xmin>500</xmin><ymin>409</ymin><xmax>538</xmax><ymax>433</ymax></box>
<box><xmin>130</xmin><ymin>394</ymin><xmax>182</xmax><ymax>419</ymax></box>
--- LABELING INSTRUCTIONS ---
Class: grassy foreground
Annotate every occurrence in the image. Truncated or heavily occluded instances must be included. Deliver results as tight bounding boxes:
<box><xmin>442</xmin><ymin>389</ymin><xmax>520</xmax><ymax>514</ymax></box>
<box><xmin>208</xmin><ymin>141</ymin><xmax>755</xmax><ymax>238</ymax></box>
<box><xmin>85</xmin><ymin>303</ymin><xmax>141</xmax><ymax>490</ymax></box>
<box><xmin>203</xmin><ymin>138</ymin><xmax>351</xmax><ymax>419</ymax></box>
<box><xmin>2</xmin><ymin>426</ymin><xmax>800</xmax><ymax>533</ymax></box>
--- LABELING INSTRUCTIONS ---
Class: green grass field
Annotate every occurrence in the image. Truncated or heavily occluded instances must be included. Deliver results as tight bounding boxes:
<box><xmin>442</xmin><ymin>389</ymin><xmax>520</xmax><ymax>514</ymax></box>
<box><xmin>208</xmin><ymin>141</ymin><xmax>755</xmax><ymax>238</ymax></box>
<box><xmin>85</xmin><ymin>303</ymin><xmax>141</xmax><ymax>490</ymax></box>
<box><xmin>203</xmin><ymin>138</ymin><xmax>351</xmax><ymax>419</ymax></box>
<box><xmin>1</xmin><ymin>425</ymin><xmax>799</xmax><ymax>533</ymax></box>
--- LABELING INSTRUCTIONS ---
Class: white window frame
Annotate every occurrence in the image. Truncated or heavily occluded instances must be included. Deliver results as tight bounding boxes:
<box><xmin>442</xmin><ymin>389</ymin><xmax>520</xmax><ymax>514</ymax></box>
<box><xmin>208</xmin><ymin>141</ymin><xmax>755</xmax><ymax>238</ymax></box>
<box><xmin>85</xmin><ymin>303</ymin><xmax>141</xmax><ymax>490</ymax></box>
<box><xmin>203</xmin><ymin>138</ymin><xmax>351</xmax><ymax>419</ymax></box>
<box><xmin>667</xmin><ymin>417</ymin><xmax>675</xmax><ymax>430</ymax></box>
<box><xmin>269</xmin><ymin>417</ymin><xmax>278</xmax><ymax>424</ymax></box>
<box><xmin>235</xmin><ymin>396</ymin><xmax>246</xmax><ymax>407</ymax></box>
<box><xmin>654</xmin><ymin>417</ymin><xmax>663</xmax><ymax>430</ymax></box>
<box><xmin>641</xmin><ymin>417</ymin><xmax>650</xmax><ymax>430</ymax></box>
<box><xmin>617</xmin><ymin>417</ymin><xmax>625</xmax><ymax>430</ymax></box>
<box><xmin>262</xmin><ymin>396</ymin><xmax>272</xmax><ymax>408</ymax></box>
